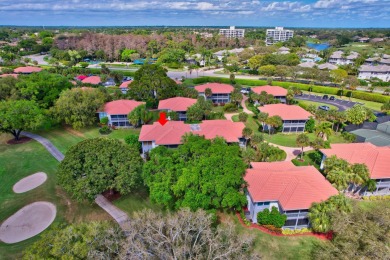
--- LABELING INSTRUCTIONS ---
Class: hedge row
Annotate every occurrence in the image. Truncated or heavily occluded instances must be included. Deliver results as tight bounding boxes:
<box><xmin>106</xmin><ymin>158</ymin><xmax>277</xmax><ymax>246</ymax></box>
<box><xmin>193</xmin><ymin>76</ymin><xmax>390</xmax><ymax>104</ymax></box>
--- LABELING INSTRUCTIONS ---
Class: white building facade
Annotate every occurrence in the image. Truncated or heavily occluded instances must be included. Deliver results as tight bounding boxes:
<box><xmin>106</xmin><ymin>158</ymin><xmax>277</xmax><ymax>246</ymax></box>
<box><xmin>358</xmin><ymin>65</ymin><xmax>390</xmax><ymax>82</ymax></box>
<box><xmin>219</xmin><ymin>26</ymin><xmax>245</xmax><ymax>38</ymax></box>
<box><xmin>266</xmin><ymin>27</ymin><xmax>294</xmax><ymax>45</ymax></box>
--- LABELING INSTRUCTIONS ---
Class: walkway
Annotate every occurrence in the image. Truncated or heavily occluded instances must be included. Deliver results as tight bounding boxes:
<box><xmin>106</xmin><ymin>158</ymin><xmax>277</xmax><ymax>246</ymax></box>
<box><xmin>267</xmin><ymin>143</ymin><xmax>312</xmax><ymax>161</ymax></box>
<box><xmin>21</xmin><ymin>131</ymin><xmax>130</xmax><ymax>228</ymax></box>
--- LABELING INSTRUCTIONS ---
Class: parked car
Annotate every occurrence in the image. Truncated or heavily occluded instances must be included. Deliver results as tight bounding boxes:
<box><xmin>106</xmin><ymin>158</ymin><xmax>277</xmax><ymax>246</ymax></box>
<box><xmin>319</xmin><ymin>105</ymin><xmax>330</xmax><ymax>111</ymax></box>
<box><xmin>241</xmin><ymin>87</ymin><xmax>251</xmax><ymax>94</ymax></box>
<box><xmin>329</xmin><ymin>96</ymin><xmax>335</xmax><ymax>100</ymax></box>
<box><xmin>322</xmin><ymin>95</ymin><xmax>329</xmax><ymax>99</ymax></box>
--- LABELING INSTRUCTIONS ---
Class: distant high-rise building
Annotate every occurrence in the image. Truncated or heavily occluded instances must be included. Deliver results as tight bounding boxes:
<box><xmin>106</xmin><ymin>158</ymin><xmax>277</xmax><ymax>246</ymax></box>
<box><xmin>219</xmin><ymin>26</ymin><xmax>245</xmax><ymax>38</ymax></box>
<box><xmin>266</xmin><ymin>27</ymin><xmax>294</xmax><ymax>45</ymax></box>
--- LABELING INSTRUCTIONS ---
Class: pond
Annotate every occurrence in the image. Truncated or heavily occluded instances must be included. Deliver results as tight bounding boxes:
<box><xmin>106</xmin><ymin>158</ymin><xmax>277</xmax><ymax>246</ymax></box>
<box><xmin>306</xmin><ymin>42</ymin><xmax>330</xmax><ymax>51</ymax></box>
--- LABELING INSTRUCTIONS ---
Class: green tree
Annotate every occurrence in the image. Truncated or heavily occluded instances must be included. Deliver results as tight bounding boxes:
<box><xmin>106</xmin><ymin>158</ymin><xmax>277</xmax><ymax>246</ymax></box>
<box><xmin>121</xmin><ymin>49</ymin><xmax>137</xmax><ymax>61</ymax></box>
<box><xmin>315</xmin><ymin>121</ymin><xmax>333</xmax><ymax>140</ymax></box>
<box><xmin>23</xmin><ymin>222</ymin><xmax>123</xmax><ymax>259</ymax></box>
<box><xmin>0</xmin><ymin>100</ymin><xmax>44</xmax><ymax>140</ymax></box>
<box><xmin>52</xmin><ymin>88</ymin><xmax>107</xmax><ymax>129</ymax></box>
<box><xmin>142</xmin><ymin>135</ymin><xmax>247</xmax><ymax>210</ymax></box>
<box><xmin>242</xmin><ymin>127</ymin><xmax>253</xmax><ymax>147</ymax></box>
<box><xmin>330</xmin><ymin>69</ymin><xmax>348</xmax><ymax>85</ymax></box>
<box><xmin>296</xmin><ymin>133</ymin><xmax>310</xmax><ymax>159</ymax></box>
<box><xmin>238</xmin><ymin>112</ymin><xmax>248</xmax><ymax>122</ymax></box>
<box><xmin>258</xmin><ymin>65</ymin><xmax>276</xmax><ymax>77</ymax></box>
<box><xmin>265</xmin><ymin>115</ymin><xmax>283</xmax><ymax>135</ymax></box>
<box><xmin>257</xmin><ymin>207</ymin><xmax>287</xmax><ymax>228</ymax></box>
<box><xmin>305</xmin><ymin>117</ymin><xmax>315</xmax><ymax>133</ymax></box>
<box><xmin>58</xmin><ymin>138</ymin><xmax>143</xmax><ymax>201</ymax></box>
<box><xmin>248</xmin><ymin>54</ymin><xmax>264</xmax><ymax>70</ymax></box>
<box><xmin>157</xmin><ymin>48</ymin><xmax>186</xmax><ymax>64</ymax></box>
<box><xmin>346</xmin><ymin>105</ymin><xmax>368</xmax><ymax>125</ymax></box>
<box><xmin>125</xmin><ymin>134</ymin><xmax>142</xmax><ymax>151</ymax></box>
<box><xmin>258</xmin><ymin>112</ymin><xmax>269</xmax><ymax>132</ymax></box>
<box><xmin>16</xmin><ymin>71</ymin><xmax>73</xmax><ymax>108</ymax></box>
<box><xmin>128</xmin><ymin>104</ymin><xmax>153</xmax><ymax>127</ymax></box>
<box><xmin>187</xmin><ymin>97</ymin><xmax>212</xmax><ymax>121</ymax></box>
<box><xmin>310</xmin><ymin>137</ymin><xmax>325</xmax><ymax>150</ymax></box>
<box><xmin>128</xmin><ymin>64</ymin><xmax>179</xmax><ymax>102</ymax></box>
<box><xmin>381</xmin><ymin>101</ymin><xmax>390</xmax><ymax>112</ymax></box>
<box><xmin>308</xmin><ymin>194</ymin><xmax>352</xmax><ymax>233</ymax></box>
<box><xmin>312</xmin><ymin>201</ymin><xmax>389</xmax><ymax>259</ymax></box>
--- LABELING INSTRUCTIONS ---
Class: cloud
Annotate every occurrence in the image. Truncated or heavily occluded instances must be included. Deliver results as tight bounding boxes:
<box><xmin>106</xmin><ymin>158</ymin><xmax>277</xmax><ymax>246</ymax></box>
<box><xmin>0</xmin><ymin>0</ymin><xmax>388</xmax><ymax>26</ymax></box>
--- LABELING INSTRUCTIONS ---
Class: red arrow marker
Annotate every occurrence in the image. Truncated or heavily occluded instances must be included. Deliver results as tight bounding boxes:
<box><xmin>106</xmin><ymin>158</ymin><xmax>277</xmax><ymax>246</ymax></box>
<box><xmin>158</xmin><ymin>112</ymin><xmax>168</xmax><ymax>126</ymax></box>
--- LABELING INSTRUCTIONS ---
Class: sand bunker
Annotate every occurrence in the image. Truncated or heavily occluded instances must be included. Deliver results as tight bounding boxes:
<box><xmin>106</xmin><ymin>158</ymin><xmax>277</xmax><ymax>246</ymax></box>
<box><xmin>13</xmin><ymin>172</ymin><xmax>47</xmax><ymax>193</ymax></box>
<box><xmin>0</xmin><ymin>202</ymin><xmax>56</xmax><ymax>244</ymax></box>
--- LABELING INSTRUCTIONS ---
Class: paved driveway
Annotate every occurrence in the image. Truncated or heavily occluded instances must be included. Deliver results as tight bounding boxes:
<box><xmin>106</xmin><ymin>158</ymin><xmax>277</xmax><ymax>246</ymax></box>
<box><xmin>295</xmin><ymin>94</ymin><xmax>362</xmax><ymax>111</ymax></box>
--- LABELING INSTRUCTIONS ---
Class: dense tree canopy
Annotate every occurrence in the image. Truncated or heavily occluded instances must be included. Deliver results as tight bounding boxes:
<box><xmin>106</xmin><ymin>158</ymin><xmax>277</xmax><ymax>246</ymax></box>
<box><xmin>58</xmin><ymin>138</ymin><xmax>143</xmax><ymax>201</ymax></box>
<box><xmin>16</xmin><ymin>72</ymin><xmax>73</xmax><ymax>108</ymax></box>
<box><xmin>23</xmin><ymin>222</ymin><xmax>123</xmax><ymax>259</ymax></box>
<box><xmin>313</xmin><ymin>201</ymin><xmax>390</xmax><ymax>259</ymax></box>
<box><xmin>0</xmin><ymin>100</ymin><xmax>45</xmax><ymax>140</ymax></box>
<box><xmin>120</xmin><ymin>208</ymin><xmax>259</xmax><ymax>259</ymax></box>
<box><xmin>143</xmin><ymin>135</ymin><xmax>247</xmax><ymax>210</ymax></box>
<box><xmin>52</xmin><ymin>88</ymin><xmax>107</xmax><ymax>129</ymax></box>
<box><xmin>127</xmin><ymin>64</ymin><xmax>180</xmax><ymax>103</ymax></box>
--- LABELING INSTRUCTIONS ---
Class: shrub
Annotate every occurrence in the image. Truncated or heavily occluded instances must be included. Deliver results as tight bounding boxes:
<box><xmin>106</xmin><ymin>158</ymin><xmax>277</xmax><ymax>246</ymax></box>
<box><xmin>223</xmin><ymin>103</ymin><xmax>238</xmax><ymax>112</ymax></box>
<box><xmin>282</xmin><ymin>228</ymin><xmax>311</xmax><ymax>235</ymax></box>
<box><xmin>79</xmin><ymin>62</ymin><xmax>89</xmax><ymax>68</ymax></box>
<box><xmin>257</xmin><ymin>207</ymin><xmax>287</xmax><ymax>228</ymax></box>
<box><xmin>262</xmin><ymin>225</ymin><xmax>282</xmax><ymax>234</ymax></box>
<box><xmin>207</xmin><ymin>111</ymin><xmax>225</xmax><ymax>120</ymax></box>
<box><xmin>100</xmin><ymin>116</ymin><xmax>109</xmax><ymax>125</ymax></box>
<box><xmin>238</xmin><ymin>112</ymin><xmax>248</xmax><ymax>122</ymax></box>
<box><xmin>125</xmin><ymin>134</ymin><xmax>142</xmax><ymax>151</ymax></box>
<box><xmin>305</xmin><ymin>117</ymin><xmax>315</xmax><ymax>133</ymax></box>
<box><xmin>362</xmin><ymin>195</ymin><xmax>390</xmax><ymax>201</ymax></box>
<box><xmin>240</xmin><ymin>211</ymin><xmax>251</xmax><ymax>226</ymax></box>
<box><xmin>342</xmin><ymin>132</ymin><xmax>356</xmax><ymax>143</ymax></box>
<box><xmin>99</xmin><ymin>126</ymin><xmax>111</xmax><ymax>135</ymax></box>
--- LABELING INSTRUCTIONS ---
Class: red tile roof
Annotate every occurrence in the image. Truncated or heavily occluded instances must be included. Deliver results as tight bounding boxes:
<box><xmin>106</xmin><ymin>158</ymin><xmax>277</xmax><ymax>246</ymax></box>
<box><xmin>13</xmin><ymin>66</ymin><xmax>42</xmax><ymax>74</ymax></box>
<box><xmin>158</xmin><ymin>97</ymin><xmax>197</xmax><ymax>112</ymax></box>
<box><xmin>100</xmin><ymin>100</ymin><xmax>145</xmax><ymax>115</ymax></box>
<box><xmin>0</xmin><ymin>73</ymin><xmax>18</xmax><ymax>78</ymax></box>
<box><xmin>82</xmin><ymin>76</ymin><xmax>101</xmax><ymax>85</ymax></box>
<box><xmin>260</xmin><ymin>104</ymin><xmax>312</xmax><ymax>120</ymax></box>
<box><xmin>320</xmin><ymin>143</ymin><xmax>390</xmax><ymax>179</ymax></box>
<box><xmin>76</xmin><ymin>75</ymin><xmax>88</xmax><ymax>80</ymax></box>
<box><xmin>252</xmin><ymin>85</ymin><xmax>287</xmax><ymax>96</ymax></box>
<box><xmin>195</xmin><ymin>83</ymin><xmax>234</xmax><ymax>94</ymax></box>
<box><xmin>139</xmin><ymin>120</ymin><xmax>245</xmax><ymax>145</ymax></box>
<box><xmin>119</xmin><ymin>80</ymin><xmax>133</xmax><ymax>88</ymax></box>
<box><xmin>244</xmin><ymin>163</ymin><xmax>338</xmax><ymax>210</ymax></box>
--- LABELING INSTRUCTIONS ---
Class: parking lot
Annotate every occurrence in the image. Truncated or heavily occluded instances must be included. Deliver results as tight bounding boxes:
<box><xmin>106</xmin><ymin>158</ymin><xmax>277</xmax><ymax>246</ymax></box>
<box><xmin>295</xmin><ymin>94</ymin><xmax>362</xmax><ymax>111</ymax></box>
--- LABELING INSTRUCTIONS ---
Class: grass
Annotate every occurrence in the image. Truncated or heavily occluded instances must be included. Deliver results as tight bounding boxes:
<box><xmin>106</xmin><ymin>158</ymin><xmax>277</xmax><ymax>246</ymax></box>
<box><xmin>223</xmin><ymin>213</ymin><xmax>324</xmax><ymax>260</ymax></box>
<box><xmin>263</xmin><ymin>132</ymin><xmax>346</xmax><ymax>147</ymax></box>
<box><xmin>34</xmin><ymin>127</ymin><xmax>140</xmax><ymax>154</ymax></box>
<box><xmin>291</xmin><ymin>150</ymin><xmax>322</xmax><ymax>170</ymax></box>
<box><xmin>297</xmin><ymin>100</ymin><xmax>338</xmax><ymax>111</ymax></box>
<box><xmin>0</xmin><ymin>134</ymin><xmax>110</xmax><ymax>259</ymax></box>
<box><xmin>113</xmin><ymin>187</ymin><xmax>163</xmax><ymax>217</ymax></box>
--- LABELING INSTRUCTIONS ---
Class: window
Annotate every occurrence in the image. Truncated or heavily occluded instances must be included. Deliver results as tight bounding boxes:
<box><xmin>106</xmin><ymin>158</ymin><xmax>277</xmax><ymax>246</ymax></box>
<box><xmin>263</xmin><ymin>202</ymin><xmax>270</xmax><ymax>206</ymax></box>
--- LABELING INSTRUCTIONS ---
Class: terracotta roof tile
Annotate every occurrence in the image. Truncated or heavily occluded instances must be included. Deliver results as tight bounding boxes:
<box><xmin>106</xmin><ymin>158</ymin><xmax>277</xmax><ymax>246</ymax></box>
<box><xmin>244</xmin><ymin>163</ymin><xmax>338</xmax><ymax>210</ymax></box>
<box><xmin>82</xmin><ymin>76</ymin><xmax>101</xmax><ymax>85</ymax></box>
<box><xmin>320</xmin><ymin>143</ymin><xmax>390</xmax><ymax>179</ymax></box>
<box><xmin>100</xmin><ymin>99</ymin><xmax>145</xmax><ymax>115</ymax></box>
<box><xmin>139</xmin><ymin>120</ymin><xmax>245</xmax><ymax>145</ymax></box>
<box><xmin>0</xmin><ymin>73</ymin><xmax>18</xmax><ymax>78</ymax></box>
<box><xmin>260</xmin><ymin>104</ymin><xmax>312</xmax><ymax>120</ymax></box>
<box><xmin>195</xmin><ymin>83</ymin><xmax>234</xmax><ymax>94</ymax></box>
<box><xmin>252</xmin><ymin>86</ymin><xmax>288</xmax><ymax>96</ymax></box>
<box><xmin>13</xmin><ymin>66</ymin><xmax>42</xmax><ymax>74</ymax></box>
<box><xmin>119</xmin><ymin>80</ymin><xmax>133</xmax><ymax>88</ymax></box>
<box><xmin>158</xmin><ymin>97</ymin><xmax>197</xmax><ymax>112</ymax></box>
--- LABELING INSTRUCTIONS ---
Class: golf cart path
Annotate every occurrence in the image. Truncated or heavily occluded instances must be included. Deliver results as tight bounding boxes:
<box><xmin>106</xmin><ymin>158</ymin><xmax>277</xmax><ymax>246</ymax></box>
<box><xmin>22</xmin><ymin>131</ymin><xmax>130</xmax><ymax>229</ymax></box>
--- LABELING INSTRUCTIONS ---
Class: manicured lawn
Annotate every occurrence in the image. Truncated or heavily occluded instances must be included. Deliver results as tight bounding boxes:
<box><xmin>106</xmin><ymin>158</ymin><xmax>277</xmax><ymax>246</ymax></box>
<box><xmin>292</xmin><ymin>150</ymin><xmax>322</xmax><ymax>170</ymax></box>
<box><xmin>0</xmin><ymin>134</ymin><xmax>110</xmax><ymax>259</ymax></box>
<box><xmin>224</xmin><ymin>213</ymin><xmax>325</xmax><ymax>260</ymax></box>
<box><xmin>263</xmin><ymin>132</ymin><xmax>346</xmax><ymax>147</ymax></box>
<box><xmin>297</xmin><ymin>100</ymin><xmax>338</xmax><ymax>111</ymax></box>
<box><xmin>113</xmin><ymin>187</ymin><xmax>163</xmax><ymax>217</ymax></box>
<box><xmin>34</xmin><ymin>127</ymin><xmax>141</xmax><ymax>154</ymax></box>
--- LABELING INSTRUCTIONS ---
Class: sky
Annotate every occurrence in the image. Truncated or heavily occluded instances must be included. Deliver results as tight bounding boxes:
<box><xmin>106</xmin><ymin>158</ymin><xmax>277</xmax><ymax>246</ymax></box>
<box><xmin>0</xmin><ymin>0</ymin><xmax>389</xmax><ymax>28</ymax></box>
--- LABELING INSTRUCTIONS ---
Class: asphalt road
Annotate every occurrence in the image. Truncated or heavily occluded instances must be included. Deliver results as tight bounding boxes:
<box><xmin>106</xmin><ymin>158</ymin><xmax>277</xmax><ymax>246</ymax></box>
<box><xmin>295</xmin><ymin>94</ymin><xmax>361</xmax><ymax>111</ymax></box>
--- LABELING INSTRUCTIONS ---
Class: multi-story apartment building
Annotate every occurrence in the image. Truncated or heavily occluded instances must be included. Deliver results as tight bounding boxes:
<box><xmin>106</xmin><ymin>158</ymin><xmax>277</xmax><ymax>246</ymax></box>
<box><xmin>219</xmin><ymin>26</ymin><xmax>245</xmax><ymax>38</ymax></box>
<box><xmin>266</xmin><ymin>27</ymin><xmax>294</xmax><ymax>45</ymax></box>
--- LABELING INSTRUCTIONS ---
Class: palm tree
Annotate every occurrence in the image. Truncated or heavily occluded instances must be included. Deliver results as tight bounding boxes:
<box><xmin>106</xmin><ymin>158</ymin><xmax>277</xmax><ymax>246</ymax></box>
<box><xmin>308</xmin><ymin>202</ymin><xmax>333</xmax><ymax>233</ymax></box>
<box><xmin>242</xmin><ymin>127</ymin><xmax>253</xmax><ymax>147</ymax></box>
<box><xmin>250</xmin><ymin>133</ymin><xmax>264</xmax><ymax>150</ymax></box>
<box><xmin>364</xmin><ymin>179</ymin><xmax>377</xmax><ymax>193</ymax></box>
<box><xmin>315</xmin><ymin>122</ymin><xmax>333</xmax><ymax>140</ymax></box>
<box><xmin>258</xmin><ymin>112</ymin><xmax>269</xmax><ymax>132</ymax></box>
<box><xmin>351</xmin><ymin>163</ymin><xmax>370</xmax><ymax>194</ymax></box>
<box><xmin>296</xmin><ymin>133</ymin><xmax>310</xmax><ymax>159</ymax></box>
<box><xmin>204</xmin><ymin>88</ymin><xmax>212</xmax><ymax>100</ymax></box>
<box><xmin>326</xmin><ymin>169</ymin><xmax>350</xmax><ymax>191</ymax></box>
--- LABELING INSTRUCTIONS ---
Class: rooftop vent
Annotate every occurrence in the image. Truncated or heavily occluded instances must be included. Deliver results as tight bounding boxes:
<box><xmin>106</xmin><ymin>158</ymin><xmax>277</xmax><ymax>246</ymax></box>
<box><xmin>190</xmin><ymin>124</ymin><xmax>201</xmax><ymax>131</ymax></box>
